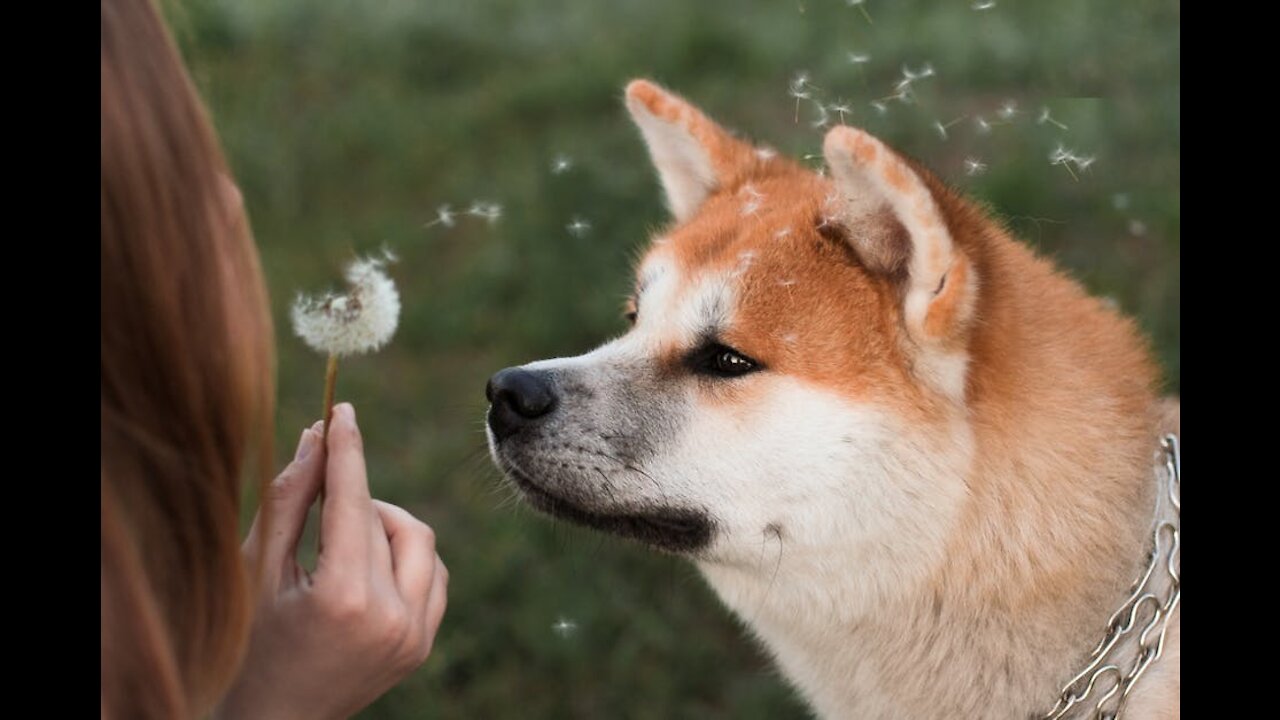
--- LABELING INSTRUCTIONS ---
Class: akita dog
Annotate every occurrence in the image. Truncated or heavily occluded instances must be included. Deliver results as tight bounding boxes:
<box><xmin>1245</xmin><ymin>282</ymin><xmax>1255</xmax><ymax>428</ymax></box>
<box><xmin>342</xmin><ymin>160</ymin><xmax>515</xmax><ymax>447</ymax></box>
<box><xmin>486</xmin><ymin>79</ymin><xmax>1179</xmax><ymax>719</ymax></box>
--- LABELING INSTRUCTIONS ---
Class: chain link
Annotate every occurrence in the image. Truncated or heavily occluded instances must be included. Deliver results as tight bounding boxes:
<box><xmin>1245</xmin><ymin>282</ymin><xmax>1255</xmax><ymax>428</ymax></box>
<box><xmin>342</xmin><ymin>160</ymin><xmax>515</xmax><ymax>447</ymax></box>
<box><xmin>1041</xmin><ymin>434</ymin><xmax>1180</xmax><ymax>720</ymax></box>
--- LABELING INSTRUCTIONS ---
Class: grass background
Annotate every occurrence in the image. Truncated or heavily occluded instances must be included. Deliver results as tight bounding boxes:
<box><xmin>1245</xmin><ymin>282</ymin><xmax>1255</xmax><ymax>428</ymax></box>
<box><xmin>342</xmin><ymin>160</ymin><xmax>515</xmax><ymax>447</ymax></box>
<box><xmin>167</xmin><ymin>0</ymin><xmax>1179</xmax><ymax>717</ymax></box>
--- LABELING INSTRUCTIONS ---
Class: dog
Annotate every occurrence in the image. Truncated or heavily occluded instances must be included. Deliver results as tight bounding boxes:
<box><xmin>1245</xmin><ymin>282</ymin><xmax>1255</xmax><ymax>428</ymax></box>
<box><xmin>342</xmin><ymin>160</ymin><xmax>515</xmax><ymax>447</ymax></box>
<box><xmin>485</xmin><ymin>79</ymin><xmax>1179</xmax><ymax>719</ymax></box>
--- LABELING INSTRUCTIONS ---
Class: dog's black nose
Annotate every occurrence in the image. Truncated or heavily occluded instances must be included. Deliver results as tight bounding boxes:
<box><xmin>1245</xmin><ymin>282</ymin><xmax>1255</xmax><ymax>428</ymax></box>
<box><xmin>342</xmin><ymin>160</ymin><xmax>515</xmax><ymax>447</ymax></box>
<box><xmin>486</xmin><ymin>367</ymin><xmax>558</xmax><ymax>440</ymax></box>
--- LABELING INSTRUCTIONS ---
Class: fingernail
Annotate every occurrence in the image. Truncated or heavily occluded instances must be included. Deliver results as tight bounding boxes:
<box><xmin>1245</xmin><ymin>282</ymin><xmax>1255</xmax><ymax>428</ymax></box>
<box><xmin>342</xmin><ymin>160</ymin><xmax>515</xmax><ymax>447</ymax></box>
<box><xmin>337</xmin><ymin>403</ymin><xmax>355</xmax><ymax>423</ymax></box>
<box><xmin>294</xmin><ymin>428</ymin><xmax>317</xmax><ymax>461</ymax></box>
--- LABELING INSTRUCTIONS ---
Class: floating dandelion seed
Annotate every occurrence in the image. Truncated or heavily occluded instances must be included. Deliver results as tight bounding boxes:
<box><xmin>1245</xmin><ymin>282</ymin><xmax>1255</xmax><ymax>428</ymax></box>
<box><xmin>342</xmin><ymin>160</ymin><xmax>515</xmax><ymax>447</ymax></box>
<box><xmin>551</xmin><ymin>154</ymin><xmax>573</xmax><ymax>174</ymax></box>
<box><xmin>1128</xmin><ymin>219</ymin><xmax>1147</xmax><ymax>236</ymax></box>
<box><xmin>901</xmin><ymin>63</ymin><xmax>935</xmax><ymax>81</ymax></box>
<box><xmin>829</xmin><ymin>100</ymin><xmax>854</xmax><ymax>125</ymax></box>
<box><xmin>774</xmin><ymin>227</ymin><xmax>793</xmax><ymax>239</ymax></box>
<box><xmin>845</xmin><ymin>0</ymin><xmax>873</xmax><ymax>24</ymax></box>
<box><xmin>974</xmin><ymin>116</ymin><xmax>993</xmax><ymax>134</ymax></box>
<box><xmin>423</xmin><ymin>204</ymin><xmax>456</xmax><ymax>229</ymax></box>
<box><xmin>1049</xmin><ymin>144</ymin><xmax>1093</xmax><ymax>181</ymax></box>
<box><xmin>466</xmin><ymin>201</ymin><xmax>503</xmax><ymax>225</ymax></box>
<box><xmin>972</xmin><ymin>0</ymin><xmax>996</xmax><ymax>10</ymax></box>
<box><xmin>934</xmin><ymin>115</ymin><xmax>966</xmax><ymax>140</ymax></box>
<box><xmin>567</xmin><ymin>216</ymin><xmax>592</xmax><ymax>237</ymax></box>
<box><xmin>1038</xmin><ymin>107</ymin><xmax>1069</xmax><ymax>131</ymax></box>
<box><xmin>755</xmin><ymin>147</ymin><xmax>778</xmax><ymax>161</ymax></box>
<box><xmin>847</xmin><ymin>52</ymin><xmax>871</xmax><ymax>65</ymax></box>
<box><xmin>789</xmin><ymin>72</ymin><xmax>814</xmax><ymax>123</ymax></box>
<box><xmin>809</xmin><ymin>99</ymin><xmax>832</xmax><ymax>129</ymax></box>
<box><xmin>997</xmin><ymin>100</ymin><xmax>1019</xmax><ymax>121</ymax></box>
<box><xmin>552</xmin><ymin>617</ymin><xmax>578</xmax><ymax>638</ymax></box>
<box><xmin>292</xmin><ymin>252</ymin><xmax>401</xmax><ymax>439</ymax></box>
<box><xmin>870</xmin><ymin>100</ymin><xmax>889</xmax><ymax>115</ymax></box>
<box><xmin>740</xmin><ymin>185</ymin><xmax>765</xmax><ymax>217</ymax></box>
<box><xmin>964</xmin><ymin>157</ymin><xmax>988</xmax><ymax>176</ymax></box>
<box><xmin>1112</xmin><ymin>193</ymin><xmax>1130</xmax><ymax>210</ymax></box>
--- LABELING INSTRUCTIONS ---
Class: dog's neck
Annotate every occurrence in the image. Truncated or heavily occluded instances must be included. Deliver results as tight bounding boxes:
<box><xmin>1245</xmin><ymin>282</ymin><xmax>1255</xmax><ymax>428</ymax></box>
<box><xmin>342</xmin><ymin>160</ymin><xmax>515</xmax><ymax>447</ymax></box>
<box><xmin>698</xmin><ymin>233</ymin><xmax>1169</xmax><ymax>719</ymax></box>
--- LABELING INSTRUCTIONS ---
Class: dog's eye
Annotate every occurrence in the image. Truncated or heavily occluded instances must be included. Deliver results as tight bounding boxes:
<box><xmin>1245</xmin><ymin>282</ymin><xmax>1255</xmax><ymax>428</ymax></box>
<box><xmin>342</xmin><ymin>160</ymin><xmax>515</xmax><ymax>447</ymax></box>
<box><xmin>695</xmin><ymin>344</ymin><xmax>760</xmax><ymax>378</ymax></box>
<box><xmin>624</xmin><ymin>297</ymin><xmax>638</xmax><ymax>326</ymax></box>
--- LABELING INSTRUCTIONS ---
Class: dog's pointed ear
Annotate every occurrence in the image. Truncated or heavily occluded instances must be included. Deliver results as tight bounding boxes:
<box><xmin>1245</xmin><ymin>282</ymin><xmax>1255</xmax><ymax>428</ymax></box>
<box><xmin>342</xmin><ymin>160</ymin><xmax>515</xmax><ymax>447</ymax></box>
<box><xmin>823</xmin><ymin>126</ymin><xmax>977</xmax><ymax>347</ymax></box>
<box><xmin>625</xmin><ymin>79</ymin><xmax>757</xmax><ymax>221</ymax></box>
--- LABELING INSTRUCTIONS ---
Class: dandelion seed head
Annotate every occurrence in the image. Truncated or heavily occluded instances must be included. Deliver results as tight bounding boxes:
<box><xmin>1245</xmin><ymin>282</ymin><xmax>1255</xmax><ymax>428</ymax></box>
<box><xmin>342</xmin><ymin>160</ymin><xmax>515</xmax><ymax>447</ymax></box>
<box><xmin>292</xmin><ymin>254</ymin><xmax>401</xmax><ymax>358</ymax></box>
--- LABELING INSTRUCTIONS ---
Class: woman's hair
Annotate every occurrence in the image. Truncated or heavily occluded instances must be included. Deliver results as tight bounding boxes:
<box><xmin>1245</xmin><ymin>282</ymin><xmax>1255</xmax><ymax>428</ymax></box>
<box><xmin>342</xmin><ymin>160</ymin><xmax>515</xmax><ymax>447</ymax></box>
<box><xmin>101</xmin><ymin>0</ymin><xmax>275</xmax><ymax>716</ymax></box>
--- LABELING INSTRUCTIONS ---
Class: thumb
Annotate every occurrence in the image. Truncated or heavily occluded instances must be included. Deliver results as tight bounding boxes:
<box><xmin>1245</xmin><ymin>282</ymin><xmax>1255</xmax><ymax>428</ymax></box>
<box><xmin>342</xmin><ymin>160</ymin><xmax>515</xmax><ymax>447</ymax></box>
<box><xmin>249</xmin><ymin>422</ymin><xmax>326</xmax><ymax>586</ymax></box>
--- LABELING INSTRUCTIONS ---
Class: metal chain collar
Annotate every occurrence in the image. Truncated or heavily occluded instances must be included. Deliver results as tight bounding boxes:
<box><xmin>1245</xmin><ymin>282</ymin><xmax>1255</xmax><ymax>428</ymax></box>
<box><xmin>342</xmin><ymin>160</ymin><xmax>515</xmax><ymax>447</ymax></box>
<box><xmin>1041</xmin><ymin>434</ymin><xmax>1181</xmax><ymax>720</ymax></box>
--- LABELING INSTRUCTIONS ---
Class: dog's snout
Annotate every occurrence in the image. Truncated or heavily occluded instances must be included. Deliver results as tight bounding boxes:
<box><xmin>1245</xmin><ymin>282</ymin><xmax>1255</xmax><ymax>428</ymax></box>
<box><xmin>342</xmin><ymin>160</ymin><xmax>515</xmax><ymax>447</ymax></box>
<box><xmin>486</xmin><ymin>367</ymin><xmax>558</xmax><ymax>439</ymax></box>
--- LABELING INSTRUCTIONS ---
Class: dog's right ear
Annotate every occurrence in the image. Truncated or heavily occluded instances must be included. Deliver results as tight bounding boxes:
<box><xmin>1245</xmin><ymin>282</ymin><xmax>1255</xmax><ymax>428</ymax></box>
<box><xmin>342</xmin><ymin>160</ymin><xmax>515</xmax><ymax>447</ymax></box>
<box><xmin>625</xmin><ymin>79</ymin><xmax>758</xmax><ymax>222</ymax></box>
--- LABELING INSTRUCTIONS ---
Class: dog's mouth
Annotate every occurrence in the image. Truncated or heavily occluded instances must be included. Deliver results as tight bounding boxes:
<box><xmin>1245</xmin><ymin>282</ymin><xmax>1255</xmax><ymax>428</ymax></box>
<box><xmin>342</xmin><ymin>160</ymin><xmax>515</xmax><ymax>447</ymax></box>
<box><xmin>498</xmin><ymin>458</ymin><xmax>713</xmax><ymax>553</ymax></box>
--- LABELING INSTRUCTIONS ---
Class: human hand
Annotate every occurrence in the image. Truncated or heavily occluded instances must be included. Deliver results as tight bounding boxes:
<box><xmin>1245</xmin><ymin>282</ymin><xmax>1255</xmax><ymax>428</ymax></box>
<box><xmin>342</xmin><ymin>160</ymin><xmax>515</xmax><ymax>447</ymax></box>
<box><xmin>216</xmin><ymin>403</ymin><xmax>448</xmax><ymax>720</ymax></box>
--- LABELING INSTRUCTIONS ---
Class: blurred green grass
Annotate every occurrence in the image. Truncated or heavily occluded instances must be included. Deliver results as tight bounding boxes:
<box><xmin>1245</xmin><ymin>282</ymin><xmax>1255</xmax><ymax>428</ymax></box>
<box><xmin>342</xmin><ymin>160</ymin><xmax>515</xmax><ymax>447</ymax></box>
<box><xmin>170</xmin><ymin>0</ymin><xmax>1178</xmax><ymax>717</ymax></box>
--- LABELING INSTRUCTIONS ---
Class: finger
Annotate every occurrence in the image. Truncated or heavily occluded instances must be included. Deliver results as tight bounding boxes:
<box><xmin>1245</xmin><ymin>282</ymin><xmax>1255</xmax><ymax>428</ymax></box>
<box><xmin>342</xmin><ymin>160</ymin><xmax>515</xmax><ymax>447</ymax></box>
<box><xmin>373</xmin><ymin>501</ymin><xmax>436</xmax><ymax>607</ymax></box>
<box><xmin>246</xmin><ymin>422</ymin><xmax>326</xmax><ymax>584</ymax></box>
<box><xmin>422</xmin><ymin>554</ymin><xmax>449</xmax><ymax>642</ymax></box>
<box><xmin>318</xmin><ymin>403</ymin><xmax>374</xmax><ymax>579</ymax></box>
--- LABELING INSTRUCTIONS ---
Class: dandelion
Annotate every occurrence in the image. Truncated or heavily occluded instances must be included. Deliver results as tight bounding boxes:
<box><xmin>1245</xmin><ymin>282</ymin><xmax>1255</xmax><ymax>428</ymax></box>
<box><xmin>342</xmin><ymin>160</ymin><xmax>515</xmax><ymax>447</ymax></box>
<box><xmin>846</xmin><ymin>0</ymin><xmax>873</xmax><ymax>25</ymax></box>
<box><xmin>423</xmin><ymin>204</ymin><xmax>456</xmax><ymax>229</ymax></box>
<box><xmin>567</xmin><ymin>216</ymin><xmax>592</xmax><ymax>237</ymax></box>
<box><xmin>972</xmin><ymin>0</ymin><xmax>996</xmax><ymax>10</ymax></box>
<box><xmin>997</xmin><ymin>99</ymin><xmax>1019</xmax><ymax>121</ymax></box>
<box><xmin>291</xmin><ymin>251</ymin><xmax>401</xmax><ymax>439</ymax></box>
<box><xmin>551</xmin><ymin>154</ymin><xmax>573</xmax><ymax>174</ymax></box>
<box><xmin>552</xmin><ymin>617</ymin><xmax>578</xmax><ymax>638</ymax></box>
<box><xmin>1038</xmin><ymin>107</ymin><xmax>1069</xmax><ymax>131</ymax></box>
<box><xmin>964</xmin><ymin>157</ymin><xmax>988</xmax><ymax>176</ymax></box>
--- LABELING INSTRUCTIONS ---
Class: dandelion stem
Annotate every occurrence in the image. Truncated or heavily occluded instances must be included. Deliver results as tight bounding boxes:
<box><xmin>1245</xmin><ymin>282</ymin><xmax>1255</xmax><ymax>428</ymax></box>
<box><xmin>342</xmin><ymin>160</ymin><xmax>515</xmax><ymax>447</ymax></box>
<box><xmin>322</xmin><ymin>353</ymin><xmax>339</xmax><ymax>441</ymax></box>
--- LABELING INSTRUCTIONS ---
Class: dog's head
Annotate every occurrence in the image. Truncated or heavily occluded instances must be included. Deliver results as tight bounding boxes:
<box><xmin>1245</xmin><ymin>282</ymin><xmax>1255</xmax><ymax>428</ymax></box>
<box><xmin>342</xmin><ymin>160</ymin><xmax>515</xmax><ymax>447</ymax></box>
<box><xmin>487</xmin><ymin>80</ymin><xmax>980</xmax><ymax>586</ymax></box>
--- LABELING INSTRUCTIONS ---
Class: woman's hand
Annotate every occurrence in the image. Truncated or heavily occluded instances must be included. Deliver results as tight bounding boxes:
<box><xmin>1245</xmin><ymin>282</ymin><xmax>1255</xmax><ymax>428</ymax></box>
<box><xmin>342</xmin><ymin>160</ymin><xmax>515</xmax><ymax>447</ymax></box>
<box><xmin>216</xmin><ymin>403</ymin><xmax>448</xmax><ymax>720</ymax></box>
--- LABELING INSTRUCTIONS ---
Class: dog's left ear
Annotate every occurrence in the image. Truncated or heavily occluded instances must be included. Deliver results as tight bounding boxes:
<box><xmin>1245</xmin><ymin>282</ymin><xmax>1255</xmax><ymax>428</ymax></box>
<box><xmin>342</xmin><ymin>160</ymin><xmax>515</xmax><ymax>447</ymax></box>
<box><xmin>823</xmin><ymin>126</ymin><xmax>977</xmax><ymax>349</ymax></box>
<box><xmin>625</xmin><ymin>79</ymin><xmax>758</xmax><ymax>222</ymax></box>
